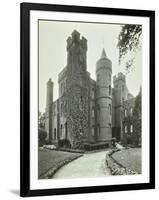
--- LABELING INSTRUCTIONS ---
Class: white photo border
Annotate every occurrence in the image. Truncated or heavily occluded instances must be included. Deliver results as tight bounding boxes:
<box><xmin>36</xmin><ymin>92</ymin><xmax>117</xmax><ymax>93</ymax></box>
<box><xmin>30</xmin><ymin>10</ymin><xmax>150</xmax><ymax>190</ymax></box>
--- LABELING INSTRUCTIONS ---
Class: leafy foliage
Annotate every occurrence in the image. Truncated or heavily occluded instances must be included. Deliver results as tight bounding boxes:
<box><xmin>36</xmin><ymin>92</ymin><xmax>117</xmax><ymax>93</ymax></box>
<box><xmin>117</xmin><ymin>25</ymin><xmax>142</xmax><ymax>71</ymax></box>
<box><xmin>58</xmin><ymin>139</ymin><xmax>71</xmax><ymax>148</ymax></box>
<box><xmin>133</xmin><ymin>89</ymin><xmax>142</xmax><ymax>146</ymax></box>
<box><xmin>38</xmin><ymin>128</ymin><xmax>47</xmax><ymax>147</ymax></box>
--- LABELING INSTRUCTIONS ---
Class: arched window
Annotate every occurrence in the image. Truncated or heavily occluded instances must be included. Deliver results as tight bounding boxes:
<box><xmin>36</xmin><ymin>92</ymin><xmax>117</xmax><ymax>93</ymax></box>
<box><xmin>109</xmin><ymin>104</ymin><xmax>111</xmax><ymax>115</ymax></box>
<box><xmin>92</xmin><ymin>127</ymin><xmax>94</xmax><ymax>136</ymax></box>
<box><xmin>125</xmin><ymin>125</ymin><xmax>127</xmax><ymax>133</ymax></box>
<box><xmin>130</xmin><ymin>125</ymin><xmax>133</xmax><ymax>133</ymax></box>
<box><xmin>125</xmin><ymin>109</ymin><xmax>127</xmax><ymax>117</ymax></box>
<box><xmin>109</xmin><ymin>85</ymin><xmax>111</xmax><ymax>96</ymax></box>
<box><xmin>92</xmin><ymin>106</ymin><xmax>94</xmax><ymax>117</ymax></box>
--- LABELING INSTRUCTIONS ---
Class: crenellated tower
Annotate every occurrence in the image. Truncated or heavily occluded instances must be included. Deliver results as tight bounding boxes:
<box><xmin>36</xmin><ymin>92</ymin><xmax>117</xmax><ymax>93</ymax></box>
<box><xmin>113</xmin><ymin>72</ymin><xmax>128</xmax><ymax>141</ymax></box>
<box><xmin>65</xmin><ymin>30</ymin><xmax>89</xmax><ymax>148</ymax></box>
<box><xmin>96</xmin><ymin>49</ymin><xmax>112</xmax><ymax>144</ymax></box>
<box><xmin>66</xmin><ymin>30</ymin><xmax>87</xmax><ymax>88</ymax></box>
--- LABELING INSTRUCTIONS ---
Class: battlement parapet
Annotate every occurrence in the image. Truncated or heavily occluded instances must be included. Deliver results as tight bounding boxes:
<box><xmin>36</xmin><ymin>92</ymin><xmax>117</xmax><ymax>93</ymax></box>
<box><xmin>113</xmin><ymin>72</ymin><xmax>125</xmax><ymax>83</ymax></box>
<box><xmin>67</xmin><ymin>30</ymin><xmax>87</xmax><ymax>51</ymax></box>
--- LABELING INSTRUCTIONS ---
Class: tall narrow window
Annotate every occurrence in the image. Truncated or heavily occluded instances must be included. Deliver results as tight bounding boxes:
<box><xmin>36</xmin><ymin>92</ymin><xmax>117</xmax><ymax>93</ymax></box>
<box><xmin>61</xmin><ymin>103</ymin><xmax>63</xmax><ymax>115</ymax></box>
<box><xmin>130</xmin><ymin>125</ymin><xmax>133</xmax><ymax>133</ymax></box>
<box><xmin>92</xmin><ymin>107</ymin><xmax>94</xmax><ymax>117</ymax></box>
<box><xmin>109</xmin><ymin>85</ymin><xmax>111</xmax><ymax>96</ymax></box>
<box><xmin>92</xmin><ymin>127</ymin><xmax>94</xmax><ymax>136</ymax></box>
<box><xmin>92</xmin><ymin>88</ymin><xmax>94</xmax><ymax>98</ymax></box>
<box><xmin>125</xmin><ymin>110</ymin><xmax>127</xmax><ymax>117</ymax></box>
<box><xmin>109</xmin><ymin>104</ymin><xmax>111</xmax><ymax>115</ymax></box>
<box><xmin>97</xmin><ymin>124</ymin><xmax>100</xmax><ymax>137</ymax></box>
<box><xmin>80</xmin><ymin>96</ymin><xmax>83</xmax><ymax>103</ymax></box>
<box><xmin>54</xmin><ymin>128</ymin><xmax>56</xmax><ymax>140</ymax></box>
<box><xmin>130</xmin><ymin>108</ymin><xmax>133</xmax><ymax>116</ymax></box>
<box><xmin>97</xmin><ymin>104</ymin><xmax>100</xmax><ymax>117</ymax></box>
<box><xmin>125</xmin><ymin>125</ymin><xmax>127</xmax><ymax>133</ymax></box>
<box><xmin>60</xmin><ymin>125</ymin><xmax>63</xmax><ymax>137</ymax></box>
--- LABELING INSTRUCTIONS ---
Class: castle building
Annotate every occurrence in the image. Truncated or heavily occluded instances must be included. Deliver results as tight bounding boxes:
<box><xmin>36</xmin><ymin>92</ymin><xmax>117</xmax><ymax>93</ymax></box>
<box><xmin>122</xmin><ymin>89</ymin><xmax>141</xmax><ymax>146</ymax></box>
<box><xmin>44</xmin><ymin>30</ymin><xmax>135</xmax><ymax>148</ymax></box>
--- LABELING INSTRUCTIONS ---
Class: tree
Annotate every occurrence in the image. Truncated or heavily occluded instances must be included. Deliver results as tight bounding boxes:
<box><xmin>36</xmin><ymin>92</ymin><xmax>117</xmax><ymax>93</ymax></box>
<box><xmin>38</xmin><ymin>128</ymin><xmax>47</xmax><ymax>146</ymax></box>
<box><xmin>117</xmin><ymin>25</ymin><xmax>142</xmax><ymax>72</ymax></box>
<box><xmin>38</xmin><ymin>110</ymin><xmax>45</xmax><ymax>129</ymax></box>
<box><xmin>133</xmin><ymin>89</ymin><xmax>142</xmax><ymax>146</ymax></box>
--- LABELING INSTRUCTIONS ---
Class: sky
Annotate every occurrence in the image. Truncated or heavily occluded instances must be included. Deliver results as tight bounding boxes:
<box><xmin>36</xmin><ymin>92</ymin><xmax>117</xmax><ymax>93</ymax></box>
<box><xmin>39</xmin><ymin>20</ymin><xmax>142</xmax><ymax>113</ymax></box>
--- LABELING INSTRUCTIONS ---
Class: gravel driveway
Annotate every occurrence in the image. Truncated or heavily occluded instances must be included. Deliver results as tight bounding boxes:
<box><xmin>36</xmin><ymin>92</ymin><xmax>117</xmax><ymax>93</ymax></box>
<box><xmin>53</xmin><ymin>151</ymin><xmax>111</xmax><ymax>179</ymax></box>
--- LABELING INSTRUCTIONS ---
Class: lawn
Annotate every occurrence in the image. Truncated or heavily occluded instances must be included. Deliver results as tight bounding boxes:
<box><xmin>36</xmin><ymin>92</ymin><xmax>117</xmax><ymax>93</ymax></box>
<box><xmin>112</xmin><ymin>148</ymin><xmax>141</xmax><ymax>173</ymax></box>
<box><xmin>38</xmin><ymin>149</ymin><xmax>82</xmax><ymax>178</ymax></box>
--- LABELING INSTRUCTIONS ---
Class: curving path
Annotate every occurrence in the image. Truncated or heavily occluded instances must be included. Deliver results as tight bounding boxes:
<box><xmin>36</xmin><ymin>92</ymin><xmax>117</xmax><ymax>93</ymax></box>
<box><xmin>53</xmin><ymin>150</ymin><xmax>111</xmax><ymax>179</ymax></box>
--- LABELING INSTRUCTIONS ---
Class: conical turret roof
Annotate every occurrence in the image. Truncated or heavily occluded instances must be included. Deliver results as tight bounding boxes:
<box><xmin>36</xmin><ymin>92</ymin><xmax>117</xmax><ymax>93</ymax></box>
<box><xmin>96</xmin><ymin>48</ymin><xmax>112</xmax><ymax>73</ymax></box>
<box><xmin>100</xmin><ymin>48</ymin><xmax>107</xmax><ymax>58</ymax></box>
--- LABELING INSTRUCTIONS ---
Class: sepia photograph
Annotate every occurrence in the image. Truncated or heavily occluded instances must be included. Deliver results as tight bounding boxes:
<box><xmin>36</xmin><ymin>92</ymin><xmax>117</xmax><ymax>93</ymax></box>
<box><xmin>38</xmin><ymin>20</ymin><xmax>142</xmax><ymax>179</ymax></box>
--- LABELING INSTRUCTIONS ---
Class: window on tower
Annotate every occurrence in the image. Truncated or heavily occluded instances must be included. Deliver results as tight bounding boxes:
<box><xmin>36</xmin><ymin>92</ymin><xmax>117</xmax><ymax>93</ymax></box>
<box><xmin>109</xmin><ymin>104</ymin><xmax>111</xmax><ymax>115</ymax></box>
<box><xmin>109</xmin><ymin>85</ymin><xmax>111</xmax><ymax>96</ymax></box>
<box><xmin>125</xmin><ymin>125</ymin><xmax>127</xmax><ymax>133</ymax></box>
<box><xmin>130</xmin><ymin>125</ymin><xmax>133</xmax><ymax>134</ymax></box>
<box><xmin>125</xmin><ymin>109</ymin><xmax>127</xmax><ymax>117</ymax></box>
<box><xmin>60</xmin><ymin>124</ymin><xmax>63</xmax><ymax>137</ymax></box>
<box><xmin>92</xmin><ymin>106</ymin><xmax>94</xmax><ymax>117</ymax></box>
<box><xmin>97</xmin><ymin>104</ymin><xmax>100</xmax><ymax>117</ymax></box>
<box><xmin>61</xmin><ymin>103</ymin><xmax>63</xmax><ymax>115</ymax></box>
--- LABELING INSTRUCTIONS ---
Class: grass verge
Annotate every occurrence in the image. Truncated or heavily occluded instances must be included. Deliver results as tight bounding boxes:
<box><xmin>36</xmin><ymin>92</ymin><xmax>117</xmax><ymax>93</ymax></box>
<box><xmin>38</xmin><ymin>149</ymin><xmax>82</xmax><ymax>179</ymax></box>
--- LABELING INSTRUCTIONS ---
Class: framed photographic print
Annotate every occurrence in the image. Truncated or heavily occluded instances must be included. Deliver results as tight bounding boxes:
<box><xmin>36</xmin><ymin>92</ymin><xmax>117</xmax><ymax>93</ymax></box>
<box><xmin>20</xmin><ymin>2</ymin><xmax>155</xmax><ymax>197</ymax></box>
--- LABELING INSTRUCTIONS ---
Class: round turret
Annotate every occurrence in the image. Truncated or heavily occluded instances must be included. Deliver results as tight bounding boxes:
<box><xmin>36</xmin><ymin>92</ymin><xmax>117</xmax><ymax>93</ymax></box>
<box><xmin>96</xmin><ymin>48</ymin><xmax>112</xmax><ymax>73</ymax></box>
<box><xmin>96</xmin><ymin>49</ymin><xmax>112</xmax><ymax>144</ymax></box>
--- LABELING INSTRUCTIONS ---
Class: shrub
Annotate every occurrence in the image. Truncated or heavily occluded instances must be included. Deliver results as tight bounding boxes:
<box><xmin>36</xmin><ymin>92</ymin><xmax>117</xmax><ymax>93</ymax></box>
<box><xmin>38</xmin><ymin>128</ymin><xmax>47</xmax><ymax>147</ymax></box>
<box><xmin>83</xmin><ymin>142</ymin><xmax>109</xmax><ymax>151</ymax></box>
<box><xmin>59</xmin><ymin>148</ymin><xmax>84</xmax><ymax>154</ymax></box>
<box><xmin>58</xmin><ymin>139</ymin><xmax>71</xmax><ymax>148</ymax></box>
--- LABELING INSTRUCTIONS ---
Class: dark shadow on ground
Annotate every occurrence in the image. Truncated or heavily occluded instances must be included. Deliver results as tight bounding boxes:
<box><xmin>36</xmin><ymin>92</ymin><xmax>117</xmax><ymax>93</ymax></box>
<box><xmin>9</xmin><ymin>189</ymin><xmax>19</xmax><ymax>196</ymax></box>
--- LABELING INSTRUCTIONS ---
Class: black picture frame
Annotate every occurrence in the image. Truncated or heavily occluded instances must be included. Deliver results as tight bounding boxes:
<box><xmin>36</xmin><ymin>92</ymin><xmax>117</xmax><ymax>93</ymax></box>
<box><xmin>20</xmin><ymin>2</ymin><xmax>155</xmax><ymax>197</ymax></box>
